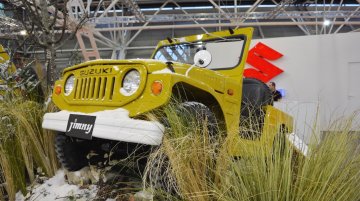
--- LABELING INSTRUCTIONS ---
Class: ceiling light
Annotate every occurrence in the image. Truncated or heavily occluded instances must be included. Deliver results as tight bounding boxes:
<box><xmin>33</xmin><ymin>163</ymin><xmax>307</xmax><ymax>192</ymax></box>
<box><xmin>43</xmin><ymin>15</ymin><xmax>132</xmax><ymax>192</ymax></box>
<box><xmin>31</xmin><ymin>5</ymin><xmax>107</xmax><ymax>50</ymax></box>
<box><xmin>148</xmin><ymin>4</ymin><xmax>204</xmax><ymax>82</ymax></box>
<box><xmin>323</xmin><ymin>19</ymin><xmax>331</xmax><ymax>26</ymax></box>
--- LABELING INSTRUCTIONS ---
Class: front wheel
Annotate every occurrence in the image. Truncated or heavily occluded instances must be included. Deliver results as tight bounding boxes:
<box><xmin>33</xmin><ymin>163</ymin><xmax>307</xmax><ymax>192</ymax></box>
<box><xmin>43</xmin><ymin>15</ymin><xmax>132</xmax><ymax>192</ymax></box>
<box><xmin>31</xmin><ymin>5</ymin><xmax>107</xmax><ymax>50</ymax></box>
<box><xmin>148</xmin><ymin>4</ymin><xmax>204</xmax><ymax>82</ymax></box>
<box><xmin>176</xmin><ymin>101</ymin><xmax>218</xmax><ymax>137</ymax></box>
<box><xmin>55</xmin><ymin>133</ymin><xmax>152</xmax><ymax>172</ymax></box>
<box><xmin>55</xmin><ymin>134</ymin><xmax>90</xmax><ymax>171</ymax></box>
<box><xmin>55</xmin><ymin>133</ymin><xmax>111</xmax><ymax>171</ymax></box>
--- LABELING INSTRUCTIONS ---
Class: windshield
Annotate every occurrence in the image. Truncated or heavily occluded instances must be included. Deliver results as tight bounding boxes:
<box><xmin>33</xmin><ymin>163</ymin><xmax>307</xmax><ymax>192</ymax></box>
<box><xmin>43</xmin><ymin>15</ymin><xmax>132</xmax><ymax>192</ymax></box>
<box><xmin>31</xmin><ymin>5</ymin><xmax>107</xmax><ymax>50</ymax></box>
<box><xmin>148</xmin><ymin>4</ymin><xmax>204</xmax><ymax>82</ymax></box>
<box><xmin>153</xmin><ymin>36</ymin><xmax>245</xmax><ymax>70</ymax></box>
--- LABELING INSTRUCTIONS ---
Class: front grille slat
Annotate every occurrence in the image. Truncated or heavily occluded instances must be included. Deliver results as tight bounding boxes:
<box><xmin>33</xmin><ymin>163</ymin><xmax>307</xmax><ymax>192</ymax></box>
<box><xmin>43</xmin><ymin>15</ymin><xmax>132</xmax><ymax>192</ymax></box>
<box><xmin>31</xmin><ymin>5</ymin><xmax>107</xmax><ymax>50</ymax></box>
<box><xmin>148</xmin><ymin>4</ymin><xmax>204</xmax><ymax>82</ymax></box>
<box><xmin>84</xmin><ymin>78</ymin><xmax>89</xmax><ymax>99</ymax></box>
<box><xmin>95</xmin><ymin>77</ymin><xmax>101</xmax><ymax>99</ymax></box>
<box><xmin>80</xmin><ymin>78</ymin><xmax>86</xmax><ymax>99</ymax></box>
<box><xmin>100</xmin><ymin>77</ymin><xmax>107</xmax><ymax>100</ymax></box>
<box><xmin>99</xmin><ymin>77</ymin><xmax>103</xmax><ymax>99</ymax></box>
<box><xmin>90</xmin><ymin>77</ymin><xmax>96</xmax><ymax>99</ymax></box>
<box><xmin>109</xmin><ymin>77</ymin><xmax>115</xmax><ymax>100</ymax></box>
<box><xmin>86</xmin><ymin>78</ymin><xmax>92</xmax><ymax>99</ymax></box>
<box><xmin>76</xmin><ymin>79</ymin><xmax>82</xmax><ymax>99</ymax></box>
<box><xmin>73</xmin><ymin>79</ymin><xmax>78</xmax><ymax>98</ymax></box>
<box><xmin>83</xmin><ymin>78</ymin><xmax>88</xmax><ymax>99</ymax></box>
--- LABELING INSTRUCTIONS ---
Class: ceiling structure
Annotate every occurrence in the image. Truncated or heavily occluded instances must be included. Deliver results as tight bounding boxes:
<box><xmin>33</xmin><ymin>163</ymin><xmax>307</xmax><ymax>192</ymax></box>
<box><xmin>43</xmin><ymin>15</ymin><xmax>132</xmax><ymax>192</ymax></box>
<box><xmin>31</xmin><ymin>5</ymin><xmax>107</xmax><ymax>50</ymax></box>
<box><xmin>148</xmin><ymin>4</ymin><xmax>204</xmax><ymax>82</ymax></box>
<box><xmin>0</xmin><ymin>0</ymin><xmax>360</xmax><ymax>67</ymax></box>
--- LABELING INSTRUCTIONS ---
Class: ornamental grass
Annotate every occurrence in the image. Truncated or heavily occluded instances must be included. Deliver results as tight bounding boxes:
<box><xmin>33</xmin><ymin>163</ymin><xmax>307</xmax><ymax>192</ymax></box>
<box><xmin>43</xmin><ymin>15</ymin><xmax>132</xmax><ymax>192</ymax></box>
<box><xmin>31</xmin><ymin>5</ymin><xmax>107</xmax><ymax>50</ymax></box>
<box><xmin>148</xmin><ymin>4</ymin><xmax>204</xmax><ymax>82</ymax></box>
<box><xmin>144</xmin><ymin>104</ymin><xmax>360</xmax><ymax>201</ymax></box>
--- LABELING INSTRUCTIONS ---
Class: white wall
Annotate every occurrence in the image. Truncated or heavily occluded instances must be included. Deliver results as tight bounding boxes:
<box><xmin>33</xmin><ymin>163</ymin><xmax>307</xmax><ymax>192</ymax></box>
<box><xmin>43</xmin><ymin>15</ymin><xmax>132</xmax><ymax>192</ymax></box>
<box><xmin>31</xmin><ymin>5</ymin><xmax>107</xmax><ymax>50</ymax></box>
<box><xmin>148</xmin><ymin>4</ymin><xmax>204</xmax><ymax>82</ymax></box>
<box><xmin>247</xmin><ymin>32</ymin><xmax>360</xmax><ymax>142</ymax></box>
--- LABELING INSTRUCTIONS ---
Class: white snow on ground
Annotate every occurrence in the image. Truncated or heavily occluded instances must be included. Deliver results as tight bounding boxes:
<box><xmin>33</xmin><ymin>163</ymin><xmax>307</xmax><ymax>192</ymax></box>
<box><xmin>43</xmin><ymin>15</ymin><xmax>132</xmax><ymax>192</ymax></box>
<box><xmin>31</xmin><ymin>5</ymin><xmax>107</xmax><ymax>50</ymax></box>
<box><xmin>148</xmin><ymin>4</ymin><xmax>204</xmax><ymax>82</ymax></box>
<box><xmin>15</xmin><ymin>170</ymin><xmax>98</xmax><ymax>201</ymax></box>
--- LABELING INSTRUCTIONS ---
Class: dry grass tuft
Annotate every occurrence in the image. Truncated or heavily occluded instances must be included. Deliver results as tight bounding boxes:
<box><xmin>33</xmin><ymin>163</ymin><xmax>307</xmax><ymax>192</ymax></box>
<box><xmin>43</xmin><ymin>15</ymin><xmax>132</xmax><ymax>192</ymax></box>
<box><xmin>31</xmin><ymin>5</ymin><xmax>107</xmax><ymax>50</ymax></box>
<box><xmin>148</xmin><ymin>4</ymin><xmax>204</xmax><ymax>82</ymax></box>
<box><xmin>0</xmin><ymin>99</ymin><xmax>59</xmax><ymax>200</ymax></box>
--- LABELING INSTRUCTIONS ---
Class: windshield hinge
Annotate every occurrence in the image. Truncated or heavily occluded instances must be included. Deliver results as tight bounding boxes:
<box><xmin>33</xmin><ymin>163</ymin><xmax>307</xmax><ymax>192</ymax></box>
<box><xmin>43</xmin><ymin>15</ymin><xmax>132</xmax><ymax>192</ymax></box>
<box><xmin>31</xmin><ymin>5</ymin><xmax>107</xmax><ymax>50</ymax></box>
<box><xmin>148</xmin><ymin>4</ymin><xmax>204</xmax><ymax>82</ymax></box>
<box><xmin>166</xmin><ymin>61</ymin><xmax>175</xmax><ymax>73</ymax></box>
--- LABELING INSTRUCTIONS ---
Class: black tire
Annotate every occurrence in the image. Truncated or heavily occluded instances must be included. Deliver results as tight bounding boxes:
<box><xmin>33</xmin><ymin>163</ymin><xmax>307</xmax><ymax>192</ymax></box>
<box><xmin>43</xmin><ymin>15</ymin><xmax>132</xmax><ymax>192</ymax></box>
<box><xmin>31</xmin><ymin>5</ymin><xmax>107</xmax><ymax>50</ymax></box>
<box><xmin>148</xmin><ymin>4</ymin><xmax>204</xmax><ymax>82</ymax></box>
<box><xmin>55</xmin><ymin>133</ymin><xmax>152</xmax><ymax>172</ymax></box>
<box><xmin>55</xmin><ymin>133</ymin><xmax>106</xmax><ymax>171</ymax></box>
<box><xmin>55</xmin><ymin>133</ymin><xmax>89</xmax><ymax>171</ymax></box>
<box><xmin>177</xmin><ymin>101</ymin><xmax>218</xmax><ymax>137</ymax></box>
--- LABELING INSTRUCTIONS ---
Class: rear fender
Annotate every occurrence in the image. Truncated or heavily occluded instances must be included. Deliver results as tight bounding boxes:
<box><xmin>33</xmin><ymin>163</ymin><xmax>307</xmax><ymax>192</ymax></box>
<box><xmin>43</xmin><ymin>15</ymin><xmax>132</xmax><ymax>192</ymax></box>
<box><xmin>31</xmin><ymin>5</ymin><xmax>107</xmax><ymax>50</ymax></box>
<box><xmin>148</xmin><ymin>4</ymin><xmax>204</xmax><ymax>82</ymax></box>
<box><xmin>228</xmin><ymin>105</ymin><xmax>293</xmax><ymax>157</ymax></box>
<box><xmin>261</xmin><ymin>106</ymin><xmax>294</xmax><ymax>154</ymax></box>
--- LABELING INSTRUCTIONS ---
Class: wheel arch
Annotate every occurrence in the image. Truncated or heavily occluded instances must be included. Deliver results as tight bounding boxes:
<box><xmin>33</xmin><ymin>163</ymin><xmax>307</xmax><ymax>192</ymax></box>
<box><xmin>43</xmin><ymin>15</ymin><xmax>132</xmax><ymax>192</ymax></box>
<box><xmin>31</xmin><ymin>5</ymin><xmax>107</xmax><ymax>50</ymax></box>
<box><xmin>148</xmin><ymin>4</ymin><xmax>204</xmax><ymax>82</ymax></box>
<box><xmin>171</xmin><ymin>82</ymin><xmax>226</xmax><ymax>131</ymax></box>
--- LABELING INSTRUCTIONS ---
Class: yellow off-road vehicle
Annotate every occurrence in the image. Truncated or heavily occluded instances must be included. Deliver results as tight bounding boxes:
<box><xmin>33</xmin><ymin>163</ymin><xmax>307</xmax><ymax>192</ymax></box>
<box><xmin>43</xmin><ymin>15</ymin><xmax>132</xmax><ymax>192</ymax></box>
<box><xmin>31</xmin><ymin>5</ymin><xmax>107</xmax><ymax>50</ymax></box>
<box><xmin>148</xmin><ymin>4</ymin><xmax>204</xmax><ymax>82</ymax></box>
<box><xmin>43</xmin><ymin>27</ymin><xmax>293</xmax><ymax>171</ymax></box>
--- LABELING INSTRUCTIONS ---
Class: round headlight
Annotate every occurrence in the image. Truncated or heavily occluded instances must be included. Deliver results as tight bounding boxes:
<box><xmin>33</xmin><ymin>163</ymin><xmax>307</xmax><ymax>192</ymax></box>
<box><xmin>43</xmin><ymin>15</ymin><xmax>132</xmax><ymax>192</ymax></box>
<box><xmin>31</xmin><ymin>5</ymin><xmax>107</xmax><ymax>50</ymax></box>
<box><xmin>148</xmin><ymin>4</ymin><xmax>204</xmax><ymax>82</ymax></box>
<box><xmin>64</xmin><ymin>75</ymin><xmax>75</xmax><ymax>96</ymax></box>
<box><xmin>121</xmin><ymin>70</ymin><xmax>140</xmax><ymax>96</ymax></box>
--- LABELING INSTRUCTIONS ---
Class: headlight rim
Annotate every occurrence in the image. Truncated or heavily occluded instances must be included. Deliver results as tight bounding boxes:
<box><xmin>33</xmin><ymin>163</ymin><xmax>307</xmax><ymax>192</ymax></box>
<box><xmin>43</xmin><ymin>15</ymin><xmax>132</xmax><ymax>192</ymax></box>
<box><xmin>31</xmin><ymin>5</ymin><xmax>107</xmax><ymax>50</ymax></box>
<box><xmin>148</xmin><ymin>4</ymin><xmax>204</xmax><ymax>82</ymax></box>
<box><xmin>120</xmin><ymin>69</ymin><xmax>141</xmax><ymax>96</ymax></box>
<box><xmin>64</xmin><ymin>74</ymin><xmax>75</xmax><ymax>96</ymax></box>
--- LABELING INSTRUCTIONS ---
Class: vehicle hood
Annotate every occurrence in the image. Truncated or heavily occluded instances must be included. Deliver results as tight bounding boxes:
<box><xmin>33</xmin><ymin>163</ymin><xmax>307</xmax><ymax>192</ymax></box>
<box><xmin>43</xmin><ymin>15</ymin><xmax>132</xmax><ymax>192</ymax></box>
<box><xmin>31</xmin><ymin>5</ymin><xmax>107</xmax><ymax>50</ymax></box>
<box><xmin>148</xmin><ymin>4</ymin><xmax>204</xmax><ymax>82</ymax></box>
<box><xmin>62</xmin><ymin>59</ymin><xmax>170</xmax><ymax>74</ymax></box>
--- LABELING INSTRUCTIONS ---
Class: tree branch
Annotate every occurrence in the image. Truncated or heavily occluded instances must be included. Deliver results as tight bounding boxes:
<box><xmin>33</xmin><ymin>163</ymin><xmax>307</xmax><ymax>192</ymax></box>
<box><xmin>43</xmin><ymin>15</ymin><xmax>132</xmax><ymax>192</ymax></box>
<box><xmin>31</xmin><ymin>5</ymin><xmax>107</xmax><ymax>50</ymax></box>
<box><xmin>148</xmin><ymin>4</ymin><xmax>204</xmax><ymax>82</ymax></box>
<box><xmin>55</xmin><ymin>13</ymin><xmax>89</xmax><ymax>48</ymax></box>
<box><xmin>48</xmin><ymin>1</ymin><xmax>60</xmax><ymax>29</ymax></box>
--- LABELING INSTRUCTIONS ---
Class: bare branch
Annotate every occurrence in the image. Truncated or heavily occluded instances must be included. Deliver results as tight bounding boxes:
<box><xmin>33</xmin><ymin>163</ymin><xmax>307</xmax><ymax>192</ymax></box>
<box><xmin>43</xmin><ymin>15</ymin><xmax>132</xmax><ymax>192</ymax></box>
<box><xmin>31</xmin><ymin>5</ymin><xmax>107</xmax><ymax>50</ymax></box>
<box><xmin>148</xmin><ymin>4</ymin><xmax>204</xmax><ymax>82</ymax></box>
<box><xmin>10</xmin><ymin>0</ymin><xmax>89</xmax><ymax>85</ymax></box>
<box><xmin>19</xmin><ymin>0</ymin><xmax>44</xmax><ymax>30</ymax></box>
<box><xmin>32</xmin><ymin>0</ymin><xmax>46</xmax><ymax>30</ymax></box>
<box><xmin>53</xmin><ymin>12</ymin><xmax>67</xmax><ymax>44</ymax></box>
<box><xmin>55</xmin><ymin>13</ymin><xmax>89</xmax><ymax>48</ymax></box>
<box><xmin>39</xmin><ymin>0</ymin><xmax>50</xmax><ymax>33</ymax></box>
<box><xmin>48</xmin><ymin>2</ymin><xmax>60</xmax><ymax>29</ymax></box>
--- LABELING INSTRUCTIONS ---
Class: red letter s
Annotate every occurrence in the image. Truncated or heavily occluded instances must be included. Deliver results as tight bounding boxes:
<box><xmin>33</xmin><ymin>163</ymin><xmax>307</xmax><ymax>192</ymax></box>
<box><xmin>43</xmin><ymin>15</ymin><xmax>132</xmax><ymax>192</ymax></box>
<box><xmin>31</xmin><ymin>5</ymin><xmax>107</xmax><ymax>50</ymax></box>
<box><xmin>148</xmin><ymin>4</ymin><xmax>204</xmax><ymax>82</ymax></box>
<box><xmin>244</xmin><ymin>42</ymin><xmax>284</xmax><ymax>83</ymax></box>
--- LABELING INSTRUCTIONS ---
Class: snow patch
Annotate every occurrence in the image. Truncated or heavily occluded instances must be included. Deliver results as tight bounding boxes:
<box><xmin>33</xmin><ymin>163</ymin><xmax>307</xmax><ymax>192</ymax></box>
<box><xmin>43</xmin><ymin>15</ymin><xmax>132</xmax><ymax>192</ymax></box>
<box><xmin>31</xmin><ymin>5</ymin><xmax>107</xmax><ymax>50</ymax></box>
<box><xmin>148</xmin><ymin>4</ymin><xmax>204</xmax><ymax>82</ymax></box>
<box><xmin>50</xmin><ymin>108</ymin><xmax>130</xmax><ymax>122</ymax></box>
<box><xmin>44</xmin><ymin>96</ymin><xmax>52</xmax><ymax>109</ymax></box>
<box><xmin>287</xmin><ymin>132</ymin><xmax>308</xmax><ymax>156</ymax></box>
<box><xmin>152</xmin><ymin>68</ymin><xmax>173</xmax><ymax>74</ymax></box>
<box><xmin>178</xmin><ymin>37</ymin><xmax>187</xmax><ymax>42</ymax></box>
<box><xmin>135</xmin><ymin>190</ymin><xmax>153</xmax><ymax>200</ymax></box>
<box><xmin>74</xmin><ymin>170</ymin><xmax>82</xmax><ymax>177</ymax></box>
<box><xmin>16</xmin><ymin>170</ymin><xmax>98</xmax><ymax>201</ymax></box>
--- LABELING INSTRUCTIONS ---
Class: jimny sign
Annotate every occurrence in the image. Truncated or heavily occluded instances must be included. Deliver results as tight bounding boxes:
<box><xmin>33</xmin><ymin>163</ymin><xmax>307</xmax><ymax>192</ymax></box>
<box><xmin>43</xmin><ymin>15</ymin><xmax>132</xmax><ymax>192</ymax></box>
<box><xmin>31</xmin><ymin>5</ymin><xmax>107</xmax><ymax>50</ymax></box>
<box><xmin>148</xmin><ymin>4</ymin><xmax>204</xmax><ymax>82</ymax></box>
<box><xmin>244</xmin><ymin>42</ymin><xmax>284</xmax><ymax>83</ymax></box>
<box><xmin>66</xmin><ymin>114</ymin><xmax>96</xmax><ymax>140</ymax></box>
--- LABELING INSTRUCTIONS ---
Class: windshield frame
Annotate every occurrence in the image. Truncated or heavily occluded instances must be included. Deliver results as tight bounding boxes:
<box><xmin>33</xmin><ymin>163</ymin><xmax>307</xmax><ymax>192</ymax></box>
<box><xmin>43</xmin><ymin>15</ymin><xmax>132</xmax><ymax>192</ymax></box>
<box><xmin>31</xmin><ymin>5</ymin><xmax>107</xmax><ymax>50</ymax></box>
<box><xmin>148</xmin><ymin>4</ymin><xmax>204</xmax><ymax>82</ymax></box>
<box><xmin>152</xmin><ymin>34</ymin><xmax>247</xmax><ymax>71</ymax></box>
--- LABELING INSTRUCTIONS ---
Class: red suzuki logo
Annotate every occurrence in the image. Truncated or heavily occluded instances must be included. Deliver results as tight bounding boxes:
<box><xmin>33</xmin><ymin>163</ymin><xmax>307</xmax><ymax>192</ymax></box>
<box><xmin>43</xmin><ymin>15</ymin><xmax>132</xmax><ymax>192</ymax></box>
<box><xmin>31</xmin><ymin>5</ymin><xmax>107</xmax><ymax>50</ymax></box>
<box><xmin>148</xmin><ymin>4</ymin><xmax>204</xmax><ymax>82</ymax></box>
<box><xmin>244</xmin><ymin>42</ymin><xmax>283</xmax><ymax>83</ymax></box>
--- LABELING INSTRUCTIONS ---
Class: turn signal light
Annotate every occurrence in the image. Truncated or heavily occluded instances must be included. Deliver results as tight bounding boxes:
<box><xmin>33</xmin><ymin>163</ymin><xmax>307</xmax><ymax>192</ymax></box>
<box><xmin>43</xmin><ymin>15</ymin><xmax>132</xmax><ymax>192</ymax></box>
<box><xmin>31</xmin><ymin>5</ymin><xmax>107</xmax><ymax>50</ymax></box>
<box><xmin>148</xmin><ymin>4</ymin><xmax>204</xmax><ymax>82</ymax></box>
<box><xmin>55</xmin><ymin>85</ymin><xmax>62</xmax><ymax>95</ymax></box>
<box><xmin>151</xmin><ymin>81</ymin><xmax>163</xmax><ymax>96</ymax></box>
<box><xmin>227</xmin><ymin>89</ymin><xmax>234</xmax><ymax>96</ymax></box>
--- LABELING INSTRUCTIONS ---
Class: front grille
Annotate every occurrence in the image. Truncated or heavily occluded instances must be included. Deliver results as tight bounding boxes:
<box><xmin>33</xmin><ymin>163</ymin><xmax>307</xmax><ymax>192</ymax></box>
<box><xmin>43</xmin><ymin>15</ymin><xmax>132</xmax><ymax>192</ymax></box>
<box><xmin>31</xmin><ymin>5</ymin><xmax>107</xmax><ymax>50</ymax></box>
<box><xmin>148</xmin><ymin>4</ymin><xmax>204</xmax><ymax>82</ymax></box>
<box><xmin>73</xmin><ymin>76</ymin><xmax>116</xmax><ymax>101</ymax></box>
<box><xmin>63</xmin><ymin>64</ymin><xmax>146</xmax><ymax>106</ymax></box>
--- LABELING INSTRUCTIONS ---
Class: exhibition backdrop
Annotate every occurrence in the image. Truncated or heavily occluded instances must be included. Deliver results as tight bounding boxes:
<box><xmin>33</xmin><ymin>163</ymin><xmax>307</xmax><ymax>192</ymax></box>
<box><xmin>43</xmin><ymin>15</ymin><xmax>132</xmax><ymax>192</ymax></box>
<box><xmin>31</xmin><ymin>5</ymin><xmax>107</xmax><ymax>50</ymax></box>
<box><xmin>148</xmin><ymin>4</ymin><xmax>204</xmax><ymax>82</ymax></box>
<box><xmin>246</xmin><ymin>32</ymin><xmax>360</xmax><ymax>143</ymax></box>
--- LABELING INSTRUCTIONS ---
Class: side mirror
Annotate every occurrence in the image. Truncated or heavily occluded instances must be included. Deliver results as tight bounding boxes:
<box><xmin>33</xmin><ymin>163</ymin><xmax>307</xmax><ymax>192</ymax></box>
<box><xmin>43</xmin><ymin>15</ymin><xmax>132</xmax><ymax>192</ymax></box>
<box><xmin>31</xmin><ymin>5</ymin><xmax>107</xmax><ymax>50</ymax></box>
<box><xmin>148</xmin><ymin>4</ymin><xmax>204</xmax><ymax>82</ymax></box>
<box><xmin>193</xmin><ymin>50</ymin><xmax>212</xmax><ymax>68</ymax></box>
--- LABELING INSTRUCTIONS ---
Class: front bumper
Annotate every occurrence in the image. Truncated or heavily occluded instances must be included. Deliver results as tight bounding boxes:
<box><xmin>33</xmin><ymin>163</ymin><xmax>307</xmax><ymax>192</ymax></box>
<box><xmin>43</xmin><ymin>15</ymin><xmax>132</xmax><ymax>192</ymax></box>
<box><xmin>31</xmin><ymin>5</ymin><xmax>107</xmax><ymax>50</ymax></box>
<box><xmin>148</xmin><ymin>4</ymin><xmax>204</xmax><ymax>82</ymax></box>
<box><xmin>42</xmin><ymin>109</ymin><xmax>164</xmax><ymax>146</ymax></box>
